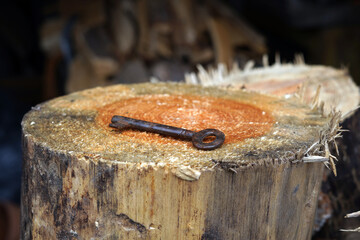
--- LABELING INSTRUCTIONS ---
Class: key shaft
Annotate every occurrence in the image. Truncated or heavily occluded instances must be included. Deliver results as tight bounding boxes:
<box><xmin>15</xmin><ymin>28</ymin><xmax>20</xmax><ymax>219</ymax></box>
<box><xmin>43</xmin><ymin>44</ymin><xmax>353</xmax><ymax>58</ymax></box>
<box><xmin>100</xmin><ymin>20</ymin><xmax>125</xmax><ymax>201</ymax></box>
<box><xmin>110</xmin><ymin>115</ymin><xmax>194</xmax><ymax>139</ymax></box>
<box><xmin>110</xmin><ymin>115</ymin><xmax>225</xmax><ymax>150</ymax></box>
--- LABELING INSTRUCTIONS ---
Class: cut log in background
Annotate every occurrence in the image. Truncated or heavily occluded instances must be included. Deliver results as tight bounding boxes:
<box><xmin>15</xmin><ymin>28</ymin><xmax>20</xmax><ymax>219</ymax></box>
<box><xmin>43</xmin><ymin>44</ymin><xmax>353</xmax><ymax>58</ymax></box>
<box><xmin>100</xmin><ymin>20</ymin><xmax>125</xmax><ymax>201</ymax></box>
<box><xmin>186</xmin><ymin>59</ymin><xmax>360</xmax><ymax>239</ymax></box>
<box><xmin>40</xmin><ymin>0</ymin><xmax>266</xmax><ymax>97</ymax></box>
<box><xmin>21</xmin><ymin>82</ymin><xmax>338</xmax><ymax>239</ymax></box>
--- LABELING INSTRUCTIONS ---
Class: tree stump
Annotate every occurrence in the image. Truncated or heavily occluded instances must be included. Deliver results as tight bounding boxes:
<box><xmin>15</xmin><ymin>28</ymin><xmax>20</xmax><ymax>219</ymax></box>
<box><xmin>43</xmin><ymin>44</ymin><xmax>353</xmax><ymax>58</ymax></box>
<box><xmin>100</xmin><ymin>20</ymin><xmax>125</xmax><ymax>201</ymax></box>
<box><xmin>21</xmin><ymin>83</ymin><xmax>338</xmax><ymax>239</ymax></box>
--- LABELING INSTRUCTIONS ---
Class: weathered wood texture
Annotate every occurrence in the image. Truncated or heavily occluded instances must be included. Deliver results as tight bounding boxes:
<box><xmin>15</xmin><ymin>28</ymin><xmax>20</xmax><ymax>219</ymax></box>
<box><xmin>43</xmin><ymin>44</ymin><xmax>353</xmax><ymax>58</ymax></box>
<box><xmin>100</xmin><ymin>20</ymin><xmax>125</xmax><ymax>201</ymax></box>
<box><xmin>21</xmin><ymin>83</ymin><xmax>333</xmax><ymax>239</ymax></box>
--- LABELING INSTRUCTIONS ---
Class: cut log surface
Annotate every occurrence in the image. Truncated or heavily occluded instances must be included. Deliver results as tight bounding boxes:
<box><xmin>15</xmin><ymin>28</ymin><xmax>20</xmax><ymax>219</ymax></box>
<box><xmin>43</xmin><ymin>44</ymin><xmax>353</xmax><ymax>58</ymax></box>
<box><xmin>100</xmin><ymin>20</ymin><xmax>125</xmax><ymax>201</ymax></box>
<box><xmin>22</xmin><ymin>83</ymin><xmax>333</xmax><ymax>239</ymax></box>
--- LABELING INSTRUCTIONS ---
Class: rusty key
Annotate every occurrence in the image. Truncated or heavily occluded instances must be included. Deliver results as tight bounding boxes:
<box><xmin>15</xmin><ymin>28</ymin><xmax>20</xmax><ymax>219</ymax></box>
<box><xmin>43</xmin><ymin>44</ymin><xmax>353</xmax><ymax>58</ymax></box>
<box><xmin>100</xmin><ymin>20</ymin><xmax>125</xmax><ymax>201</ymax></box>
<box><xmin>109</xmin><ymin>115</ymin><xmax>225</xmax><ymax>150</ymax></box>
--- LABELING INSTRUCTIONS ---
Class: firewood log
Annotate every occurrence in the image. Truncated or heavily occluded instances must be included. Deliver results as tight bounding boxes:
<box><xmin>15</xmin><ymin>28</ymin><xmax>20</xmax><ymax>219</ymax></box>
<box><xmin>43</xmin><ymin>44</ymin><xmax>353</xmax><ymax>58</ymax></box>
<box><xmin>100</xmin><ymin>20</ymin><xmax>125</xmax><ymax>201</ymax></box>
<box><xmin>21</xmin><ymin>82</ymin><xmax>339</xmax><ymax>239</ymax></box>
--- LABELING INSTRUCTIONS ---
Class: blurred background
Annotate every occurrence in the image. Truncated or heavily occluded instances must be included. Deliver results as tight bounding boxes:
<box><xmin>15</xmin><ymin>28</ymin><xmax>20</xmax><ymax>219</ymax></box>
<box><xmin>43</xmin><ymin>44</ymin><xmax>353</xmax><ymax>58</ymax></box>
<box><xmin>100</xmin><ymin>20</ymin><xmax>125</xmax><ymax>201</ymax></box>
<box><xmin>0</xmin><ymin>0</ymin><xmax>359</xmax><ymax>239</ymax></box>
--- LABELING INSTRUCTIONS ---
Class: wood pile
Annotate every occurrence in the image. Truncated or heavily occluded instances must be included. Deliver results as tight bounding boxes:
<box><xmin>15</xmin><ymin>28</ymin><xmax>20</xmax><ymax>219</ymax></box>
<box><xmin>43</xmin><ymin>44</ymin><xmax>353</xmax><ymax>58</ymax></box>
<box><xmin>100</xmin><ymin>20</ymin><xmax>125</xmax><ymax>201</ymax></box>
<box><xmin>40</xmin><ymin>0</ymin><xmax>266</xmax><ymax>97</ymax></box>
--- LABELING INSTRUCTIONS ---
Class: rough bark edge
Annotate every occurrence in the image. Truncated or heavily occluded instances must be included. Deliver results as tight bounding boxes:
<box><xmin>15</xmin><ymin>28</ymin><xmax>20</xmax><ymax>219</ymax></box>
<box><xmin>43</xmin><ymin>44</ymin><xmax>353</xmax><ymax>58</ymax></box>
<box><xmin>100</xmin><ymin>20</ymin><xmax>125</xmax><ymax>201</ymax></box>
<box><xmin>299</xmin><ymin>109</ymin><xmax>343</xmax><ymax>176</ymax></box>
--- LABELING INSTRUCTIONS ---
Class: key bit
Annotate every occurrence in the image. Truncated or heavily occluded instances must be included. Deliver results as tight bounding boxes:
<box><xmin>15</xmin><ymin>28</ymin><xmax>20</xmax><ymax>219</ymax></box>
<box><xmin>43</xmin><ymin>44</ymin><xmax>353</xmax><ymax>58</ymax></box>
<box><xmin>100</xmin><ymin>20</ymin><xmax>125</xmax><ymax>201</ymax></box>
<box><xmin>109</xmin><ymin>115</ymin><xmax>225</xmax><ymax>150</ymax></box>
